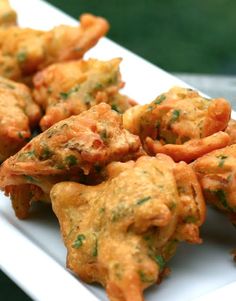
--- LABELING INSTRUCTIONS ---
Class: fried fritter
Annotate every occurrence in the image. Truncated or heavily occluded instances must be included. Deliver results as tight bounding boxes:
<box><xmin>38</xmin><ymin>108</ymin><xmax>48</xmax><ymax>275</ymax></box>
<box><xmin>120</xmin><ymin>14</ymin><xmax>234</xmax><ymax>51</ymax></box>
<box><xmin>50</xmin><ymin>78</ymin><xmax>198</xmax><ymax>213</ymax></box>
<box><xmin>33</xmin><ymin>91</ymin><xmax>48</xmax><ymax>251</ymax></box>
<box><xmin>0</xmin><ymin>103</ymin><xmax>142</xmax><ymax>218</ymax></box>
<box><xmin>123</xmin><ymin>87</ymin><xmax>231</xmax><ymax>162</ymax></box>
<box><xmin>192</xmin><ymin>144</ymin><xmax>236</xmax><ymax>225</ymax></box>
<box><xmin>0</xmin><ymin>76</ymin><xmax>41</xmax><ymax>162</ymax></box>
<box><xmin>0</xmin><ymin>14</ymin><xmax>109</xmax><ymax>82</ymax></box>
<box><xmin>51</xmin><ymin>154</ymin><xmax>205</xmax><ymax>301</ymax></box>
<box><xmin>0</xmin><ymin>0</ymin><xmax>17</xmax><ymax>27</ymax></box>
<box><xmin>33</xmin><ymin>58</ymin><xmax>135</xmax><ymax>130</ymax></box>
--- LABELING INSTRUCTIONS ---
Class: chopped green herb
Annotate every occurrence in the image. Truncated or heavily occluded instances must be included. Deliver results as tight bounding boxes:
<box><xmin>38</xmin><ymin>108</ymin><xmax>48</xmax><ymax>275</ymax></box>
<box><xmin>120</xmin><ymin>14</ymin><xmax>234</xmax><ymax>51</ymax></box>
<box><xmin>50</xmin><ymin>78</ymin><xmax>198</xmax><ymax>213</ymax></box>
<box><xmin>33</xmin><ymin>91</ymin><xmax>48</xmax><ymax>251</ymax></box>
<box><xmin>100</xmin><ymin>129</ymin><xmax>108</xmax><ymax>141</ymax></box>
<box><xmin>60</xmin><ymin>92</ymin><xmax>69</xmax><ymax>100</ymax></box>
<box><xmin>65</xmin><ymin>155</ymin><xmax>77</xmax><ymax>167</ymax></box>
<box><xmin>171</xmin><ymin>109</ymin><xmax>181</xmax><ymax>122</ymax></box>
<box><xmin>217</xmin><ymin>155</ymin><xmax>228</xmax><ymax>168</ymax></box>
<box><xmin>154</xmin><ymin>94</ymin><xmax>166</xmax><ymax>105</ymax></box>
<box><xmin>94</xmin><ymin>83</ymin><xmax>103</xmax><ymax>90</ymax></box>
<box><xmin>72</xmin><ymin>234</ymin><xmax>86</xmax><ymax>249</ymax></box>
<box><xmin>111</xmin><ymin>104</ymin><xmax>121</xmax><ymax>113</ymax></box>
<box><xmin>17</xmin><ymin>131</ymin><xmax>24</xmax><ymax>139</ymax></box>
<box><xmin>99</xmin><ymin>207</ymin><xmax>105</xmax><ymax>214</ymax></box>
<box><xmin>154</xmin><ymin>255</ymin><xmax>166</xmax><ymax>272</ymax></box>
<box><xmin>169</xmin><ymin>202</ymin><xmax>176</xmax><ymax>210</ymax></box>
<box><xmin>214</xmin><ymin>189</ymin><xmax>230</xmax><ymax>210</ymax></box>
<box><xmin>147</xmin><ymin>105</ymin><xmax>154</xmax><ymax>111</ymax></box>
<box><xmin>41</xmin><ymin>147</ymin><xmax>54</xmax><ymax>160</ymax></box>
<box><xmin>136</xmin><ymin>196</ymin><xmax>151</xmax><ymax>205</ymax></box>
<box><xmin>60</xmin><ymin>85</ymin><xmax>80</xmax><ymax>100</ymax></box>
<box><xmin>227</xmin><ymin>174</ymin><xmax>232</xmax><ymax>182</ymax></box>
<box><xmin>55</xmin><ymin>163</ymin><xmax>65</xmax><ymax>170</ymax></box>
<box><xmin>18</xmin><ymin>150</ymin><xmax>36</xmax><ymax>160</ymax></box>
<box><xmin>24</xmin><ymin>175</ymin><xmax>38</xmax><ymax>183</ymax></box>
<box><xmin>138</xmin><ymin>271</ymin><xmax>154</xmax><ymax>283</ymax></box>
<box><xmin>17</xmin><ymin>52</ymin><xmax>27</xmax><ymax>63</ymax></box>
<box><xmin>184</xmin><ymin>216</ymin><xmax>197</xmax><ymax>223</ymax></box>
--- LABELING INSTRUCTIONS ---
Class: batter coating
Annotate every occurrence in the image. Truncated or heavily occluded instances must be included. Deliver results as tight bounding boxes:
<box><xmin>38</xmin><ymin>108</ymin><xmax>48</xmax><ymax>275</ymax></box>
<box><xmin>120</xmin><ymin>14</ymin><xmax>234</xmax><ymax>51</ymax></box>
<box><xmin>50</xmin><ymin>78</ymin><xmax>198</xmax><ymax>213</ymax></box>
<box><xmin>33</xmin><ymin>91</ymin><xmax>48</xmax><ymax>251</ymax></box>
<box><xmin>0</xmin><ymin>76</ymin><xmax>41</xmax><ymax>161</ymax></box>
<box><xmin>123</xmin><ymin>87</ymin><xmax>231</xmax><ymax>162</ymax></box>
<box><xmin>33</xmin><ymin>58</ymin><xmax>134</xmax><ymax>130</ymax></box>
<box><xmin>0</xmin><ymin>14</ymin><xmax>109</xmax><ymax>82</ymax></box>
<box><xmin>51</xmin><ymin>155</ymin><xmax>205</xmax><ymax>301</ymax></box>
<box><xmin>192</xmin><ymin>144</ymin><xmax>236</xmax><ymax>225</ymax></box>
<box><xmin>0</xmin><ymin>103</ymin><xmax>142</xmax><ymax>218</ymax></box>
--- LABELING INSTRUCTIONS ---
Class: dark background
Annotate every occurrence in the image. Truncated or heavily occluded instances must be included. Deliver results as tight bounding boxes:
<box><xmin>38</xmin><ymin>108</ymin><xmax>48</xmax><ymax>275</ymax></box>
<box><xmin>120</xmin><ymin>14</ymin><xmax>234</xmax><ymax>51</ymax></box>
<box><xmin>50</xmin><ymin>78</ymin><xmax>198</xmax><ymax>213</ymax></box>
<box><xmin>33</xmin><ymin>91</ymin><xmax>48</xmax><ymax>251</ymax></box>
<box><xmin>1</xmin><ymin>0</ymin><xmax>236</xmax><ymax>300</ymax></box>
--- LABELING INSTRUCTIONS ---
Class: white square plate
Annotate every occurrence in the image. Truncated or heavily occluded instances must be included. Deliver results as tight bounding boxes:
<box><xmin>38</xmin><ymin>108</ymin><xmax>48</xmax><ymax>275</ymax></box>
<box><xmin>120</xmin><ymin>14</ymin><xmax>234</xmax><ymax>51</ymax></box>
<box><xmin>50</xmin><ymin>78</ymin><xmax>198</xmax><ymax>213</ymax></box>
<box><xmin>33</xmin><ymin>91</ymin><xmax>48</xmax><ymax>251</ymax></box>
<box><xmin>0</xmin><ymin>1</ymin><xmax>236</xmax><ymax>301</ymax></box>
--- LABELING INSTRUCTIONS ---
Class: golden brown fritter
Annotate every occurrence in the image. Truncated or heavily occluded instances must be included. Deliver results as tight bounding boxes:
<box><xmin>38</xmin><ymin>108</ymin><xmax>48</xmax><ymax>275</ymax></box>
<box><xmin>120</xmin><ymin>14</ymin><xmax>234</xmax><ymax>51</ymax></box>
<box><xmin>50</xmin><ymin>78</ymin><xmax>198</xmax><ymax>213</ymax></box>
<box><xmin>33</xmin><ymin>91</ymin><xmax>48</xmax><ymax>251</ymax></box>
<box><xmin>33</xmin><ymin>58</ymin><xmax>135</xmax><ymax>130</ymax></box>
<box><xmin>0</xmin><ymin>103</ymin><xmax>143</xmax><ymax>219</ymax></box>
<box><xmin>0</xmin><ymin>14</ymin><xmax>109</xmax><ymax>82</ymax></box>
<box><xmin>225</xmin><ymin>119</ymin><xmax>236</xmax><ymax>145</ymax></box>
<box><xmin>123</xmin><ymin>86</ymin><xmax>231</xmax><ymax>162</ymax></box>
<box><xmin>0</xmin><ymin>76</ymin><xmax>41</xmax><ymax>162</ymax></box>
<box><xmin>0</xmin><ymin>0</ymin><xmax>17</xmax><ymax>27</ymax></box>
<box><xmin>51</xmin><ymin>154</ymin><xmax>205</xmax><ymax>301</ymax></box>
<box><xmin>192</xmin><ymin>144</ymin><xmax>236</xmax><ymax>225</ymax></box>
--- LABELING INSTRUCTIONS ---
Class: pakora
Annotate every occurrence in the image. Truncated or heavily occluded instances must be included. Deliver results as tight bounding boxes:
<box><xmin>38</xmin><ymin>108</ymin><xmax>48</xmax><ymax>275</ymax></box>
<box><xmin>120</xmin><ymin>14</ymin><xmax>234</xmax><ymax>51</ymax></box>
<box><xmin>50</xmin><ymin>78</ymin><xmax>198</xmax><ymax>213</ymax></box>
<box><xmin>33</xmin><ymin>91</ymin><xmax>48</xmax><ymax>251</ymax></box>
<box><xmin>0</xmin><ymin>103</ymin><xmax>143</xmax><ymax>219</ymax></box>
<box><xmin>33</xmin><ymin>58</ymin><xmax>135</xmax><ymax>130</ymax></box>
<box><xmin>0</xmin><ymin>0</ymin><xmax>17</xmax><ymax>27</ymax></box>
<box><xmin>0</xmin><ymin>14</ymin><xmax>109</xmax><ymax>82</ymax></box>
<box><xmin>0</xmin><ymin>76</ymin><xmax>41</xmax><ymax>162</ymax></box>
<box><xmin>123</xmin><ymin>86</ymin><xmax>231</xmax><ymax>162</ymax></box>
<box><xmin>51</xmin><ymin>154</ymin><xmax>205</xmax><ymax>301</ymax></box>
<box><xmin>192</xmin><ymin>144</ymin><xmax>236</xmax><ymax>225</ymax></box>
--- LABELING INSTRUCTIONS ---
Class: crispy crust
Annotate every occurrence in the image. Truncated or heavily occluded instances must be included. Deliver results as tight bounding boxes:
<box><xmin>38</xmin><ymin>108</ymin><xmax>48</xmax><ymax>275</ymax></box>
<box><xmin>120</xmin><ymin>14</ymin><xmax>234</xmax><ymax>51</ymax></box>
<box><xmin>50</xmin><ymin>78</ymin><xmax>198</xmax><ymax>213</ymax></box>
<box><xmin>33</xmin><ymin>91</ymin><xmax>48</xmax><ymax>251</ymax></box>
<box><xmin>0</xmin><ymin>103</ymin><xmax>142</xmax><ymax>218</ymax></box>
<box><xmin>51</xmin><ymin>154</ymin><xmax>205</xmax><ymax>301</ymax></box>
<box><xmin>123</xmin><ymin>87</ymin><xmax>231</xmax><ymax>162</ymax></box>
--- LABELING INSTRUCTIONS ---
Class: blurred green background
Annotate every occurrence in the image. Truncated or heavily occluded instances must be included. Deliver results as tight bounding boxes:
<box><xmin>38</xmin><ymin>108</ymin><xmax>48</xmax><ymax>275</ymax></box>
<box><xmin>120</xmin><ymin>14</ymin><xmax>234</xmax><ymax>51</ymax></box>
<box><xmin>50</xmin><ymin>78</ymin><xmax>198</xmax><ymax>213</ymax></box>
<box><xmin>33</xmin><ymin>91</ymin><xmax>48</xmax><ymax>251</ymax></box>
<box><xmin>47</xmin><ymin>0</ymin><xmax>236</xmax><ymax>75</ymax></box>
<box><xmin>1</xmin><ymin>0</ymin><xmax>236</xmax><ymax>300</ymax></box>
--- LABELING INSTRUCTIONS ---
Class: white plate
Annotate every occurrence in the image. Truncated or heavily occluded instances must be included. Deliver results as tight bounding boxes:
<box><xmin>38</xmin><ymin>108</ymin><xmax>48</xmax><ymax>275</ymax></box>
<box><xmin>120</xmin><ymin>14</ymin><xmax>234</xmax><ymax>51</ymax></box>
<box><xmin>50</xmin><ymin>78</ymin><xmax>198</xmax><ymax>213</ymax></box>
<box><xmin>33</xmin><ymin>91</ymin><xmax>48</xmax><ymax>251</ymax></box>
<box><xmin>0</xmin><ymin>1</ymin><xmax>236</xmax><ymax>301</ymax></box>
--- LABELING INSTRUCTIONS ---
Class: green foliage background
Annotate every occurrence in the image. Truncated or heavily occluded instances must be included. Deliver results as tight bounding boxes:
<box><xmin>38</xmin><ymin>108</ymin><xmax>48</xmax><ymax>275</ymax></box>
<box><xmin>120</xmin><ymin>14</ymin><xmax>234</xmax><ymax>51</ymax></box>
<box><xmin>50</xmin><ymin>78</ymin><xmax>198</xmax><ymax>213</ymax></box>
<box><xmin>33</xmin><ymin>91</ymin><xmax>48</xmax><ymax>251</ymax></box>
<box><xmin>47</xmin><ymin>0</ymin><xmax>236</xmax><ymax>74</ymax></box>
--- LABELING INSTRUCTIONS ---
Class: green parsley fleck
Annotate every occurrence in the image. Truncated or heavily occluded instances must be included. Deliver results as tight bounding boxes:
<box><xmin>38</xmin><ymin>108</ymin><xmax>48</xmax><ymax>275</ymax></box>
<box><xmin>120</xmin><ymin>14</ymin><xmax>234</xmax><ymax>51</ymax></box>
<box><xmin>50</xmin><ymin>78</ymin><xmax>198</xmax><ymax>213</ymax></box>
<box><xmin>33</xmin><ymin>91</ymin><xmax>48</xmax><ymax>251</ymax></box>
<box><xmin>171</xmin><ymin>109</ymin><xmax>181</xmax><ymax>122</ymax></box>
<box><xmin>136</xmin><ymin>196</ymin><xmax>151</xmax><ymax>205</ymax></box>
<box><xmin>72</xmin><ymin>234</ymin><xmax>86</xmax><ymax>249</ymax></box>
<box><xmin>111</xmin><ymin>104</ymin><xmax>121</xmax><ymax>113</ymax></box>
<box><xmin>100</xmin><ymin>129</ymin><xmax>108</xmax><ymax>141</ymax></box>
<box><xmin>99</xmin><ymin>207</ymin><xmax>105</xmax><ymax>214</ymax></box>
<box><xmin>217</xmin><ymin>155</ymin><xmax>228</xmax><ymax>168</ymax></box>
<box><xmin>24</xmin><ymin>175</ymin><xmax>38</xmax><ymax>183</ymax></box>
<box><xmin>184</xmin><ymin>216</ymin><xmax>197</xmax><ymax>223</ymax></box>
<box><xmin>154</xmin><ymin>255</ymin><xmax>166</xmax><ymax>272</ymax></box>
<box><xmin>17</xmin><ymin>52</ymin><xmax>27</xmax><ymax>63</ymax></box>
<box><xmin>18</xmin><ymin>132</ymin><xmax>24</xmax><ymax>139</ymax></box>
<box><xmin>60</xmin><ymin>85</ymin><xmax>80</xmax><ymax>100</ymax></box>
<box><xmin>65</xmin><ymin>155</ymin><xmax>77</xmax><ymax>167</ymax></box>
<box><xmin>154</xmin><ymin>94</ymin><xmax>166</xmax><ymax>105</ymax></box>
<box><xmin>214</xmin><ymin>189</ymin><xmax>230</xmax><ymax>210</ymax></box>
<box><xmin>41</xmin><ymin>147</ymin><xmax>54</xmax><ymax>160</ymax></box>
<box><xmin>138</xmin><ymin>271</ymin><xmax>154</xmax><ymax>283</ymax></box>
